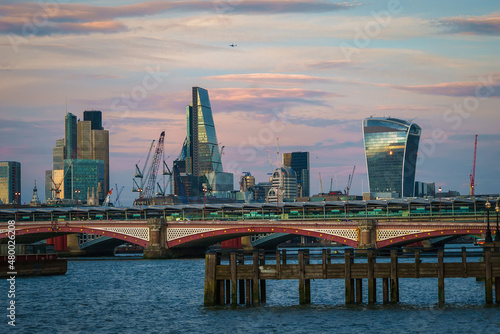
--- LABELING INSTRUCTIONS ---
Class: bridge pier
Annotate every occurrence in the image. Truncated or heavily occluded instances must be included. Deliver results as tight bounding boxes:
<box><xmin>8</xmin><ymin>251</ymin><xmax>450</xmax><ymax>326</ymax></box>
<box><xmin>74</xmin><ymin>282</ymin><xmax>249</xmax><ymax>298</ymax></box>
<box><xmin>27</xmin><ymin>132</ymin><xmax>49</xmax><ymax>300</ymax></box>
<box><xmin>357</xmin><ymin>220</ymin><xmax>377</xmax><ymax>249</ymax></box>
<box><xmin>143</xmin><ymin>218</ymin><xmax>168</xmax><ymax>259</ymax></box>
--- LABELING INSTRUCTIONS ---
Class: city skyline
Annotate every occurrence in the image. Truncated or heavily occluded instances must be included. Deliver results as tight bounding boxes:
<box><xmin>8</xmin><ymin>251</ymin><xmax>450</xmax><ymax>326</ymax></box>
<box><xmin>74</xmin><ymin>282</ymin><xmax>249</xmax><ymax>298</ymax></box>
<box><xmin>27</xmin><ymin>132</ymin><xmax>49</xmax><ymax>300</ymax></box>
<box><xmin>1</xmin><ymin>0</ymin><xmax>499</xmax><ymax>205</ymax></box>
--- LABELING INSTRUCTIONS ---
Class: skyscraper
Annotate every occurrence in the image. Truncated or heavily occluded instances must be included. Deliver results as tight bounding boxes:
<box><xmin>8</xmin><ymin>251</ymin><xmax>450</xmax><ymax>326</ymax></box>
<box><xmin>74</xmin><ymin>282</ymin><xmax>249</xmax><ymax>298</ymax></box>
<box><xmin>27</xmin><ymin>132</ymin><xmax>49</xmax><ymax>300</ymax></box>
<box><xmin>267</xmin><ymin>166</ymin><xmax>297</xmax><ymax>203</ymax></box>
<box><xmin>283</xmin><ymin>152</ymin><xmax>310</xmax><ymax>197</ymax></box>
<box><xmin>174</xmin><ymin>87</ymin><xmax>233</xmax><ymax>198</ymax></box>
<box><xmin>363</xmin><ymin>117</ymin><xmax>421</xmax><ymax>198</ymax></box>
<box><xmin>65</xmin><ymin>112</ymin><xmax>77</xmax><ymax>159</ymax></box>
<box><xmin>0</xmin><ymin>161</ymin><xmax>21</xmax><ymax>204</ymax></box>
<box><xmin>83</xmin><ymin>110</ymin><xmax>103</xmax><ymax>130</ymax></box>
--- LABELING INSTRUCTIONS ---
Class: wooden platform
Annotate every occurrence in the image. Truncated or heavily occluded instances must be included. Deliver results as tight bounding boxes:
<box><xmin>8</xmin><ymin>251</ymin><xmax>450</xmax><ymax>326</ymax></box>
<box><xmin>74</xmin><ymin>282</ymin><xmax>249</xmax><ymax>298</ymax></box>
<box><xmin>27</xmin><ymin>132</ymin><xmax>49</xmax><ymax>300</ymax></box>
<box><xmin>204</xmin><ymin>248</ymin><xmax>500</xmax><ymax>306</ymax></box>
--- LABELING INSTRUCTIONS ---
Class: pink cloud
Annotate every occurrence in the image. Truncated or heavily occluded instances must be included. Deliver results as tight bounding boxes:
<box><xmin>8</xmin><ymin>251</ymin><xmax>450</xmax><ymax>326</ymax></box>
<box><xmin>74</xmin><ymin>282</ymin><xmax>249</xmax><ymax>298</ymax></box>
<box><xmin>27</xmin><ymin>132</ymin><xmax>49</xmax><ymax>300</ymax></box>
<box><xmin>437</xmin><ymin>12</ymin><xmax>500</xmax><ymax>35</ymax></box>
<box><xmin>205</xmin><ymin>73</ymin><xmax>333</xmax><ymax>86</ymax></box>
<box><xmin>387</xmin><ymin>80</ymin><xmax>500</xmax><ymax>98</ymax></box>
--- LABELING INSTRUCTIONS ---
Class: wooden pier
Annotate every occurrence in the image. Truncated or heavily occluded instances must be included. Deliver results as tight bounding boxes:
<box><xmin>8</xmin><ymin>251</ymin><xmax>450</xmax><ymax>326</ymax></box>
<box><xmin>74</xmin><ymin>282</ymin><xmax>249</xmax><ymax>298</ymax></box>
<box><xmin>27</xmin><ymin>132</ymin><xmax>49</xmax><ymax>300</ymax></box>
<box><xmin>204</xmin><ymin>248</ymin><xmax>500</xmax><ymax>306</ymax></box>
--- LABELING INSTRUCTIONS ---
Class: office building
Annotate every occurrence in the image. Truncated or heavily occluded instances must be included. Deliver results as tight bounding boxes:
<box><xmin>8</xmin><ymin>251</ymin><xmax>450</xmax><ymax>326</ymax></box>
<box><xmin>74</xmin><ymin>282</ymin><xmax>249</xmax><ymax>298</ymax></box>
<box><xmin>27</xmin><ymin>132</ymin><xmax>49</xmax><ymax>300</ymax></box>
<box><xmin>45</xmin><ymin>170</ymin><xmax>52</xmax><ymax>201</ymax></box>
<box><xmin>0</xmin><ymin>161</ymin><xmax>21</xmax><ymax>204</ymax></box>
<box><xmin>267</xmin><ymin>166</ymin><xmax>297</xmax><ymax>203</ymax></box>
<box><xmin>283</xmin><ymin>152</ymin><xmax>310</xmax><ymax>197</ymax></box>
<box><xmin>63</xmin><ymin>159</ymin><xmax>104</xmax><ymax>202</ymax></box>
<box><xmin>83</xmin><ymin>110</ymin><xmax>103</xmax><ymax>130</ymax></box>
<box><xmin>363</xmin><ymin>117</ymin><xmax>421</xmax><ymax>198</ymax></box>
<box><xmin>240</xmin><ymin>173</ymin><xmax>255</xmax><ymax>192</ymax></box>
<box><xmin>415</xmin><ymin>181</ymin><xmax>436</xmax><ymax>197</ymax></box>
<box><xmin>65</xmin><ymin>112</ymin><xmax>77</xmax><ymax>159</ymax></box>
<box><xmin>175</xmin><ymin>87</ymin><xmax>233</xmax><ymax>197</ymax></box>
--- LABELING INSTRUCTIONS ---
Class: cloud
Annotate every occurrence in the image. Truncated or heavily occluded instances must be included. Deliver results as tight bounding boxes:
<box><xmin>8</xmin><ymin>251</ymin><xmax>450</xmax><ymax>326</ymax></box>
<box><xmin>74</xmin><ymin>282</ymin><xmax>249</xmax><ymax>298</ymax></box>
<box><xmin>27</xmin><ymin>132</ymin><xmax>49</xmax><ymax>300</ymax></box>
<box><xmin>205</xmin><ymin>73</ymin><xmax>333</xmax><ymax>85</ymax></box>
<box><xmin>0</xmin><ymin>1</ymin><xmax>355</xmax><ymax>35</ymax></box>
<box><xmin>436</xmin><ymin>12</ymin><xmax>500</xmax><ymax>35</ymax></box>
<box><xmin>386</xmin><ymin>79</ymin><xmax>500</xmax><ymax>98</ymax></box>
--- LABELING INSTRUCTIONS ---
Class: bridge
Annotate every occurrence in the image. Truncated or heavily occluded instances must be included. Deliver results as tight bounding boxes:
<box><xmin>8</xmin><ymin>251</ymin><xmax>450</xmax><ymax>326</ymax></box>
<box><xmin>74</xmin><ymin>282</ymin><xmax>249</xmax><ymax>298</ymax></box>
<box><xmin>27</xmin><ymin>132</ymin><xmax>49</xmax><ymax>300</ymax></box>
<box><xmin>1</xmin><ymin>217</ymin><xmax>496</xmax><ymax>258</ymax></box>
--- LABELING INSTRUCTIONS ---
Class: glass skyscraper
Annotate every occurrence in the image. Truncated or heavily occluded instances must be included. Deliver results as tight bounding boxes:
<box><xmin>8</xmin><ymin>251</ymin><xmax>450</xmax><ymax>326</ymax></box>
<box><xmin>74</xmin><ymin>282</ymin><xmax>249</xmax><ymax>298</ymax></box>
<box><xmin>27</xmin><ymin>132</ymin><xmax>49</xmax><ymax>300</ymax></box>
<box><xmin>283</xmin><ymin>152</ymin><xmax>310</xmax><ymax>197</ymax></box>
<box><xmin>174</xmin><ymin>87</ymin><xmax>233</xmax><ymax>198</ymax></box>
<box><xmin>363</xmin><ymin>117</ymin><xmax>421</xmax><ymax>198</ymax></box>
<box><xmin>63</xmin><ymin>159</ymin><xmax>104</xmax><ymax>202</ymax></box>
<box><xmin>0</xmin><ymin>161</ymin><xmax>21</xmax><ymax>204</ymax></box>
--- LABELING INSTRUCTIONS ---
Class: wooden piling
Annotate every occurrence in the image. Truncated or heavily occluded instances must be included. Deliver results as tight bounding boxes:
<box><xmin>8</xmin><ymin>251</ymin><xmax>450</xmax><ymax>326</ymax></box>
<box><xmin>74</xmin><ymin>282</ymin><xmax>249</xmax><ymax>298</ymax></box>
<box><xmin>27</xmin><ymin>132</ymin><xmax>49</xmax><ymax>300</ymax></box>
<box><xmin>276</xmin><ymin>250</ymin><xmax>281</xmax><ymax>280</ymax></box>
<box><xmin>252</xmin><ymin>251</ymin><xmax>260</xmax><ymax>306</ymax></box>
<box><xmin>484</xmin><ymin>248</ymin><xmax>492</xmax><ymax>304</ymax></box>
<box><xmin>238</xmin><ymin>253</ymin><xmax>245</xmax><ymax>304</ymax></box>
<box><xmin>305</xmin><ymin>249</ymin><xmax>311</xmax><ymax>304</ymax></box>
<box><xmin>260</xmin><ymin>250</ymin><xmax>266</xmax><ymax>304</ymax></box>
<box><xmin>225</xmin><ymin>280</ymin><xmax>230</xmax><ymax>304</ymax></box>
<box><xmin>230</xmin><ymin>252</ymin><xmax>237</xmax><ymax>306</ymax></box>
<box><xmin>415</xmin><ymin>251</ymin><xmax>420</xmax><ymax>278</ymax></box>
<box><xmin>438</xmin><ymin>248</ymin><xmax>445</xmax><ymax>307</ymax></box>
<box><xmin>390</xmin><ymin>250</ymin><xmax>399</xmax><ymax>303</ymax></box>
<box><xmin>461</xmin><ymin>247</ymin><xmax>467</xmax><ymax>278</ymax></box>
<box><xmin>245</xmin><ymin>279</ymin><xmax>251</xmax><ymax>306</ymax></box>
<box><xmin>282</xmin><ymin>249</ymin><xmax>287</xmax><ymax>264</ymax></box>
<box><xmin>218</xmin><ymin>280</ymin><xmax>225</xmax><ymax>305</ymax></box>
<box><xmin>299</xmin><ymin>250</ymin><xmax>306</xmax><ymax>305</ymax></box>
<box><xmin>345</xmin><ymin>250</ymin><xmax>353</xmax><ymax>304</ymax></box>
<box><xmin>356</xmin><ymin>279</ymin><xmax>363</xmax><ymax>304</ymax></box>
<box><xmin>382</xmin><ymin>278</ymin><xmax>389</xmax><ymax>304</ymax></box>
<box><xmin>203</xmin><ymin>252</ymin><xmax>217</xmax><ymax>306</ymax></box>
<box><xmin>367</xmin><ymin>250</ymin><xmax>376</xmax><ymax>304</ymax></box>
<box><xmin>322</xmin><ymin>249</ymin><xmax>327</xmax><ymax>279</ymax></box>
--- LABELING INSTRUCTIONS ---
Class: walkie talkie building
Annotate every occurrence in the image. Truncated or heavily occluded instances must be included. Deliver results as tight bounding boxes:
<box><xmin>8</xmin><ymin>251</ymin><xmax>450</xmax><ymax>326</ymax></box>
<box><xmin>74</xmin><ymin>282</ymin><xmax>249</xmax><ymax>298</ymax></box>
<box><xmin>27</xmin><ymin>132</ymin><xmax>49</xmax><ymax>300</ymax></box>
<box><xmin>363</xmin><ymin>117</ymin><xmax>421</xmax><ymax>198</ymax></box>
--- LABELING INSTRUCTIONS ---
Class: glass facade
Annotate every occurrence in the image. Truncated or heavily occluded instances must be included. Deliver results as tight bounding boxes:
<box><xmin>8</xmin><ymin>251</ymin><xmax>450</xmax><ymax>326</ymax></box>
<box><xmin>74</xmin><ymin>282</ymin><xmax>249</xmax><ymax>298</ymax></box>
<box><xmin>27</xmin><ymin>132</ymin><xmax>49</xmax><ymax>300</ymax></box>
<box><xmin>65</xmin><ymin>112</ymin><xmax>77</xmax><ymax>159</ymax></box>
<box><xmin>63</xmin><ymin>159</ymin><xmax>104</xmax><ymax>202</ymax></box>
<box><xmin>283</xmin><ymin>152</ymin><xmax>310</xmax><ymax>197</ymax></box>
<box><xmin>83</xmin><ymin>110</ymin><xmax>103</xmax><ymax>130</ymax></box>
<box><xmin>363</xmin><ymin>117</ymin><xmax>421</xmax><ymax>198</ymax></box>
<box><xmin>0</xmin><ymin>161</ymin><xmax>21</xmax><ymax>204</ymax></box>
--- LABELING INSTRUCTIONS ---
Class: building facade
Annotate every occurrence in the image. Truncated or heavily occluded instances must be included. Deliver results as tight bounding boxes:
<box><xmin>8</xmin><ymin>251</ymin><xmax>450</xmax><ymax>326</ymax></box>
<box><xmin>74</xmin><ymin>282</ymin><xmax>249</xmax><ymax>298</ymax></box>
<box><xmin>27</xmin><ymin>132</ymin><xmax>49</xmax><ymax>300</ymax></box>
<box><xmin>63</xmin><ymin>159</ymin><xmax>104</xmax><ymax>202</ymax></box>
<box><xmin>267</xmin><ymin>166</ymin><xmax>297</xmax><ymax>203</ymax></box>
<box><xmin>414</xmin><ymin>181</ymin><xmax>436</xmax><ymax>197</ymax></box>
<box><xmin>174</xmin><ymin>87</ymin><xmax>233</xmax><ymax>198</ymax></box>
<box><xmin>283</xmin><ymin>151</ymin><xmax>310</xmax><ymax>197</ymax></box>
<box><xmin>0</xmin><ymin>161</ymin><xmax>21</xmax><ymax>205</ymax></box>
<box><xmin>65</xmin><ymin>112</ymin><xmax>77</xmax><ymax>159</ymax></box>
<box><xmin>363</xmin><ymin>117</ymin><xmax>421</xmax><ymax>198</ymax></box>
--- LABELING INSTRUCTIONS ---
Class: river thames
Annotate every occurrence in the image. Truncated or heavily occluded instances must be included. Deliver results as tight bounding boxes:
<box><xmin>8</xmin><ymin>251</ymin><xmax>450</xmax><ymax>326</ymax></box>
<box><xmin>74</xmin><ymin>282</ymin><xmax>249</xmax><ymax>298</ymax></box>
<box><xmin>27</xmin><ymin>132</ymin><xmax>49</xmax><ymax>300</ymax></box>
<box><xmin>8</xmin><ymin>247</ymin><xmax>500</xmax><ymax>333</ymax></box>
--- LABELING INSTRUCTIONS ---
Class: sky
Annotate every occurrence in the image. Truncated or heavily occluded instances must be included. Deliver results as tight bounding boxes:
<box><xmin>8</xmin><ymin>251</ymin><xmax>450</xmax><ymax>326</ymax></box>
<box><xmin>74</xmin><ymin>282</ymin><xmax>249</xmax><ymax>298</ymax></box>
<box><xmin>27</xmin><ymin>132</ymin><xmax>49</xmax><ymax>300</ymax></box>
<box><xmin>1</xmin><ymin>0</ymin><xmax>499</xmax><ymax>206</ymax></box>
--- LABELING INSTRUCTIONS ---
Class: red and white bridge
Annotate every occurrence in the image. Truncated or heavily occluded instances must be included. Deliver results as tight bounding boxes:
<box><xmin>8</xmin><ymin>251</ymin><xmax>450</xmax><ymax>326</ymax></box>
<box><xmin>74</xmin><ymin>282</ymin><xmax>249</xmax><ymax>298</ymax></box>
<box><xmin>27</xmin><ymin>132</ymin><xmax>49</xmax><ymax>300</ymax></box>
<box><xmin>0</xmin><ymin>218</ymin><xmax>494</xmax><ymax>257</ymax></box>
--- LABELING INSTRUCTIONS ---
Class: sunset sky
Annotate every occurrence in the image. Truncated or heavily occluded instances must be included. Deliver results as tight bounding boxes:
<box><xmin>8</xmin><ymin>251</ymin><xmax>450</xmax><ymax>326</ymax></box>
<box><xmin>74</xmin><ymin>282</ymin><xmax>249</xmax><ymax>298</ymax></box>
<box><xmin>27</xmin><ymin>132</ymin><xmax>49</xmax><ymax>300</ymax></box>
<box><xmin>1</xmin><ymin>0</ymin><xmax>499</xmax><ymax>205</ymax></box>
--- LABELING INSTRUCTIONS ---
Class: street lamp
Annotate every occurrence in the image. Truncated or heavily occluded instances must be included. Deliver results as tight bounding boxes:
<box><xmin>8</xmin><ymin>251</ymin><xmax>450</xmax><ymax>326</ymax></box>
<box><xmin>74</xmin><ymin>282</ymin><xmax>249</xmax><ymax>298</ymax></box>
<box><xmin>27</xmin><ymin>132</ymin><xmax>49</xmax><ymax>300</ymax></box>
<box><xmin>495</xmin><ymin>200</ymin><xmax>500</xmax><ymax>242</ymax></box>
<box><xmin>138</xmin><ymin>188</ymin><xmax>143</xmax><ymax>220</ymax></box>
<box><xmin>438</xmin><ymin>187</ymin><xmax>442</xmax><ymax>220</ymax></box>
<box><xmin>75</xmin><ymin>189</ymin><xmax>81</xmax><ymax>220</ymax></box>
<box><xmin>485</xmin><ymin>198</ymin><xmax>492</xmax><ymax>243</ymax></box>
<box><xmin>203</xmin><ymin>186</ymin><xmax>207</xmax><ymax>220</ymax></box>
<box><xmin>14</xmin><ymin>191</ymin><xmax>20</xmax><ymax>220</ymax></box>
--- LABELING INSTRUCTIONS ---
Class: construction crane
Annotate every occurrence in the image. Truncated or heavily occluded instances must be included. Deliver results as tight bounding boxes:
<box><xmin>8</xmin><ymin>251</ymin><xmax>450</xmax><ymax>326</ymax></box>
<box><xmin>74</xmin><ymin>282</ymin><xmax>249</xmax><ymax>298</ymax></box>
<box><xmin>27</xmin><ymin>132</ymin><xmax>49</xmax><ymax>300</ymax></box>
<box><xmin>162</xmin><ymin>161</ymin><xmax>173</xmax><ymax>195</ymax></box>
<box><xmin>114</xmin><ymin>183</ymin><xmax>124</xmax><ymax>207</ymax></box>
<box><xmin>319</xmin><ymin>172</ymin><xmax>324</xmax><ymax>194</ymax></box>
<box><xmin>133</xmin><ymin>140</ymin><xmax>155</xmax><ymax>192</ymax></box>
<box><xmin>469</xmin><ymin>134</ymin><xmax>478</xmax><ymax>196</ymax></box>
<box><xmin>142</xmin><ymin>131</ymin><xmax>165</xmax><ymax>200</ymax></box>
<box><xmin>345</xmin><ymin>166</ymin><xmax>356</xmax><ymax>219</ymax></box>
<box><xmin>103</xmin><ymin>188</ymin><xmax>113</xmax><ymax>207</ymax></box>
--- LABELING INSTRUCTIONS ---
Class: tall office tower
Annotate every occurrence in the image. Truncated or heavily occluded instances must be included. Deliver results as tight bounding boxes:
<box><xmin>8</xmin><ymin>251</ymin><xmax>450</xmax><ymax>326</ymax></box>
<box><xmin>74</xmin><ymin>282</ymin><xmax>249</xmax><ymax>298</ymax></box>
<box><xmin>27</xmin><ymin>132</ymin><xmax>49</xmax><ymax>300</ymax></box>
<box><xmin>53</xmin><ymin>138</ymin><xmax>65</xmax><ymax>170</ymax></box>
<box><xmin>240</xmin><ymin>173</ymin><xmax>255</xmax><ymax>192</ymax></box>
<box><xmin>83</xmin><ymin>110</ymin><xmax>103</xmax><ymax>130</ymax></box>
<box><xmin>186</xmin><ymin>87</ymin><xmax>223</xmax><ymax>176</ymax></box>
<box><xmin>283</xmin><ymin>152</ymin><xmax>310</xmax><ymax>197</ymax></box>
<box><xmin>65</xmin><ymin>112</ymin><xmax>77</xmax><ymax>159</ymax></box>
<box><xmin>0</xmin><ymin>161</ymin><xmax>21</xmax><ymax>204</ymax></box>
<box><xmin>45</xmin><ymin>170</ymin><xmax>52</xmax><ymax>201</ymax></box>
<box><xmin>176</xmin><ymin>87</ymin><xmax>233</xmax><ymax>197</ymax></box>
<box><xmin>267</xmin><ymin>167</ymin><xmax>297</xmax><ymax>203</ymax></box>
<box><xmin>363</xmin><ymin>117</ymin><xmax>421</xmax><ymax>198</ymax></box>
<box><xmin>77</xmin><ymin>112</ymin><xmax>109</xmax><ymax>199</ymax></box>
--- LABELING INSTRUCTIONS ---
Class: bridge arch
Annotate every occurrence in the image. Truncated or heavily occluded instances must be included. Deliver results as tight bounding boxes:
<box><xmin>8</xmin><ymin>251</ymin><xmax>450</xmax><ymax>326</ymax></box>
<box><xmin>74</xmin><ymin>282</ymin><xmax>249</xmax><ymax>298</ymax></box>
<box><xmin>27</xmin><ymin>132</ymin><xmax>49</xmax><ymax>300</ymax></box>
<box><xmin>377</xmin><ymin>228</ymin><xmax>486</xmax><ymax>248</ymax></box>
<box><xmin>167</xmin><ymin>226</ymin><xmax>358</xmax><ymax>248</ymax></box>
<box><xmin>1</xmin><ymin>226</ymin><xmax>149</xmax><ymax>247</ymax></box>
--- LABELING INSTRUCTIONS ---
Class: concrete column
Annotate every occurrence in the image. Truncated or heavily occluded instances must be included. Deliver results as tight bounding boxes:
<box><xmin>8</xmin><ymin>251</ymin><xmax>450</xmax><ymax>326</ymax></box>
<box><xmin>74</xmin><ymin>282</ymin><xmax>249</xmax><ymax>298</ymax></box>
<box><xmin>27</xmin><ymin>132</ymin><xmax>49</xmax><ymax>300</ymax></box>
<box><xmin>143</xmin><ymin>218</ymin><xmax>167</xmax><ymax>259</ymax></box>
<box><xmin>357</xmin><ymin>219</ymin><xmax>377</xmax><ymax>249</ymax></box>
